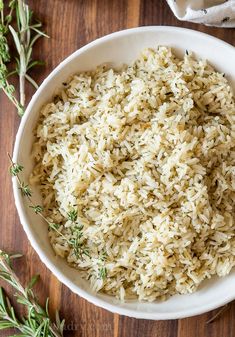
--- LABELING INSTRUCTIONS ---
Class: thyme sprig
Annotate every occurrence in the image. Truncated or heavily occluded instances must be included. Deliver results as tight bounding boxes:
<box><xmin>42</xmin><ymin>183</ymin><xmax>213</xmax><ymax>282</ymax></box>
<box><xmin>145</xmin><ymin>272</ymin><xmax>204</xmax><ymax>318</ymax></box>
<box><xmin>8</xmin><ymin>155</ymin><xmax>90</xmax><ymax>260</ymax></box>
<box><xmin>0</xmin><ymin>250</ymin><xmax>64</xmax><ymax>337</ymax></box>
<box><xmin>8</xmin><ymin>156</ymin><xmax>110</xmax><ymax>281</ymax></box>
<box><xmin>68</xmin><ymin>210</ymin><xmax>90</xmax><ymax>260</ymax></box>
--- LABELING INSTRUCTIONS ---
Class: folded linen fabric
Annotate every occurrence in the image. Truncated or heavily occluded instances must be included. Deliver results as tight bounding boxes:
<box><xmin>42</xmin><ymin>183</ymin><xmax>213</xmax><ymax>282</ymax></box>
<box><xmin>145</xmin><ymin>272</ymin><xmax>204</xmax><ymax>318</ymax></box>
<box><xmin>166</xmin><ymin>0</ymin><xmax>235</xmax><ymax>27</ymax></box>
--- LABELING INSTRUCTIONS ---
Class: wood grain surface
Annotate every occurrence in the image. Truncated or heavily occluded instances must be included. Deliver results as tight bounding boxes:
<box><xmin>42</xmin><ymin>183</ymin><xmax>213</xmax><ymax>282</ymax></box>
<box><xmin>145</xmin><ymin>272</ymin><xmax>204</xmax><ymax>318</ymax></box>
<box><xmin>0</xmin><ymin>1</ymin><xmax>235</xmax><ymax>336</ymax></box>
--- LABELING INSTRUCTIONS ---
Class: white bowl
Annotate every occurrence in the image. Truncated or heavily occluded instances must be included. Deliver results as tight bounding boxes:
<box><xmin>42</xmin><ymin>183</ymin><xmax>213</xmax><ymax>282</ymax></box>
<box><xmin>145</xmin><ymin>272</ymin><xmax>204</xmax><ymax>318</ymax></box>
<box><xmin>13</xmin><ymin>26</ymin><xmax>235</xmax><ymax>320</ymax></box>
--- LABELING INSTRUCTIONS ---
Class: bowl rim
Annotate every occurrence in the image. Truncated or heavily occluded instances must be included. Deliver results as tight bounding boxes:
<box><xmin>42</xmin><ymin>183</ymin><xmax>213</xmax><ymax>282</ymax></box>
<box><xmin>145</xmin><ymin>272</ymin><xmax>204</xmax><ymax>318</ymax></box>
<box><xmin>13</xmin><ymin>25</ymin><xmax>235</xmax><ymax>320</ymax></box>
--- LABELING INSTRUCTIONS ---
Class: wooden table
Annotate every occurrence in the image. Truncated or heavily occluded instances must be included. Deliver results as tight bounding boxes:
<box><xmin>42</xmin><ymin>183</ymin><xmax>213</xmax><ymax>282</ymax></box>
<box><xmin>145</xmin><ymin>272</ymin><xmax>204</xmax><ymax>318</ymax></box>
<box><xmin>0</xmin><ymin>1</ymin><xmax>234</xmax><ymax>336</ymax></box>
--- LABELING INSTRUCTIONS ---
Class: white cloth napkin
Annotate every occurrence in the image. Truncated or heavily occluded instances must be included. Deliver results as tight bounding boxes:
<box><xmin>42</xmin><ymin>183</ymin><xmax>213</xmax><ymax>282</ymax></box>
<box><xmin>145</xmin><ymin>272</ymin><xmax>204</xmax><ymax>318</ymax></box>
<box><xmin>167</xmin><ymin>0</ymin><xmax>235</xmax><ymax>27</ymax></box>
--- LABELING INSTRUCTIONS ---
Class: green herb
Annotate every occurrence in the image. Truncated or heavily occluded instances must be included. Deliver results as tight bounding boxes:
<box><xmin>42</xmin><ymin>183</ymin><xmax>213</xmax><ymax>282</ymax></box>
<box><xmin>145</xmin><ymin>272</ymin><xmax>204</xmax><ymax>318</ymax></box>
<box><xmin>30</xmin><ymin>204</ymin><xmax>44</xmax><ymax>214</ymax></box>
<box><xmin>67</xmin><ymin>209</ymin><xmax>78</xmax><ymax>222</ymax></box>
<box><xmin>19</xmin><ymin>181</ymin><xmax>32</xmax><ymax>196</ymax></box>
<box><xmin>67</xmin><ymin>209</ymin><xmax>90</xmax><ymax>259</ymax></box>
<box><xmin>99</xmin><ymin>250</ymin><xmax>107</xmax><ymax>262</ymax></box>
<box><xmin>69</xmin><ymin>225</ymin><xmax>90</xmax><ymax>259</ymax></box>
<box><xmin>98</xmin><ymin>266</ymin><xmax>107</xmax><ymax>280</ymax></box>
<box><xmin>9</xmin><ymin>162</ymin><xmax>23</xmax><ymax>176</ymax></box>
<box><xmin>0</xmin><ymin>0</ymin><xmax>48</xmax><ymax>116</ymax></box>
<box><xmin>98</xmin><ymin>250</ymin><xmax>107</xmax><ymax>280</ymax></box>
<box><xmin>49</xmin><ymin>222</ymin><xmax>60</xmax><ymax>231</ymax></box>
<box><xmin>0</xmin><ymin>250</ymin><xmax>65</xmax><ymax>337</ymax></box>
<box><xmin>0</xmin><ymin>0</ymin><xmax>24</xmax><ymax>116</ymax></box>
<box><xmin>9</xmin><ymin>154</ymin><xmax>90</xmax><ymax>260</ymax></box>
<box><xmin>9</xmin><ymin>0</ymin><xmax>49</xmax><ymax>107</ymax></box>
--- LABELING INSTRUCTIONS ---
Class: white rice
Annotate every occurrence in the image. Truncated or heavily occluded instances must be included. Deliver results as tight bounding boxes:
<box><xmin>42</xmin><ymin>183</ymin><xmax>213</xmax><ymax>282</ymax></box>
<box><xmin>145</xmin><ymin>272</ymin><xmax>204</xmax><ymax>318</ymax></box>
<box><xmin>31</xmin><ymin>46</ymin><xmax>235</xmax><ymax>301</ymax></box>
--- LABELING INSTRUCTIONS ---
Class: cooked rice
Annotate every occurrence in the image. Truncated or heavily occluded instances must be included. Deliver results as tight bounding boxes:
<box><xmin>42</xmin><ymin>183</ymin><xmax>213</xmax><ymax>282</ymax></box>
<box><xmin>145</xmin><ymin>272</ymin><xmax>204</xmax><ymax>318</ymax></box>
<box><xmin>30</xmin><ymin>46</ymin><xmax>235</xmax><ymax>301</ymax></box>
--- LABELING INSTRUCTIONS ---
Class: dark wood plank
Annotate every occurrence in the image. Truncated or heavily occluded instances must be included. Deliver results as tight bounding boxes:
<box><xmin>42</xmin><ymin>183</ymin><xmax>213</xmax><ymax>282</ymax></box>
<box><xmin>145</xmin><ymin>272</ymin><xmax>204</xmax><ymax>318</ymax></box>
<box><xmin>0</xmin><ymin>1</ymin><xmax>234</xmax><ymax>337</ymax></box>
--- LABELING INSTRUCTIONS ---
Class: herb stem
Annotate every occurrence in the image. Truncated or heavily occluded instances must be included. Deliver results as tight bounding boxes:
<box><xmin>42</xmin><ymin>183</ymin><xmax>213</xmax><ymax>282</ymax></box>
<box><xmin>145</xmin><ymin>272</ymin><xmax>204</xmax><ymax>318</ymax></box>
<box><xmin>0</xmin><ymin>0</ymin><xmax>48</xmax><ymax>115</ymax></box>
<box><xmin>2</xmin><ymin>83</ymin><xmax>18</xmax><ymax>106</ymax></box>
<box><xmin>0</xmin><ymin>252</ymin><xmax>64</xmax><ymax>337</ymax></box>
<box><xmin>0</xmin><ymin>254</ymin><xmax>26</xmax><ymax>296</ymax></box>
<box><xmin>0</xmin><ymin>7</ymin><xmax>4</xmax><ymax>26</ymax></box>
<box><xmin>206</xmin><ymin>304</ymin><xmax>229</xmax><ymax>324</ymax></box>
<box><xmin>19</xmin><ymin>67</ymin><xmax>25</xmax><ymax>106</ymax></box>
<box><xmin>8</xmin><ymin>154</ymin><xmax>79</xmax><ymax>246</ymax></box>
<box><xmin>18</xmin><ymin>0</ymin><xmax>26</xmax><ymax>106</ymax></box>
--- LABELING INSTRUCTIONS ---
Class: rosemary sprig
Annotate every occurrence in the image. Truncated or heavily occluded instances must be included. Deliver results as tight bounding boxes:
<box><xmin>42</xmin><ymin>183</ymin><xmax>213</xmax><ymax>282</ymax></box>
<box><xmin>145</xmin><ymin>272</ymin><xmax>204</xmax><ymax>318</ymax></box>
<box><xmin>0</xmin><ymin>0</ymin><xmax>24</xmax><ymax>116</ymax></box>
<box><xmin>9</xmin><ymin>0</ymin><xmax>49</xmax><ymax>107</ymax></box>
<box><xmin>0</xmin><ymin>0</ymin><xmax>48</xmax><ymax>116</ymax></box>
<box><xmin>8</xmin><ymin>155</ymin><xmax>90</xmax><ymax>260</ymax></box>
<box><xmin>0</xmin><ymin>250</ymin><xmax>65</xmax><ymax>337</ymax></box>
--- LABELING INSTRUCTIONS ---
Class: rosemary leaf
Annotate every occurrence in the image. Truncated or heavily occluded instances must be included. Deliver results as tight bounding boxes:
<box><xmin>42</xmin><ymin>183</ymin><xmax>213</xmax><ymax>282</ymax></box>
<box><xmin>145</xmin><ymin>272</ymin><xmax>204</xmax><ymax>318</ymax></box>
<box><xmin>10</xmin><ymin>0</ymin><xmax>49</xmax><ymax>107</ymax></box>
<box><xmin>0</xmin><ymin>251</ymin><xmax>65</xmax><ymax>337</ymax></box>
<box><xmin>0</xmin><ymin>0</ymin><xmax>48</xmax><ymax>116</ymax></box>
